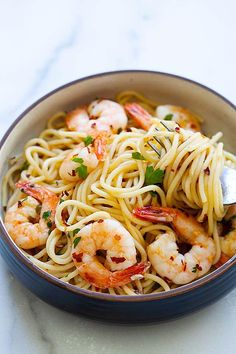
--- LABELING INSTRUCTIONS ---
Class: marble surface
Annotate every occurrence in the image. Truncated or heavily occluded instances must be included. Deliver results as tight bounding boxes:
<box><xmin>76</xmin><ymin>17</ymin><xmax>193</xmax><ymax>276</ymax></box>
<box><xmin>0</xmin><ymin>0</ymin><xmax>236</xmax><ymax>353</ymax></box>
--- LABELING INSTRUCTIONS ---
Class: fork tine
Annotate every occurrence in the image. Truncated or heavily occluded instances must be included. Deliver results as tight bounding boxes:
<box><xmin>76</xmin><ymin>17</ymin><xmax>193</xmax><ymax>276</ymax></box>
<box><xmin>147</xmin><ymin>142</ymin><xmax>161</xmax><ymax>157</ymax></box>
<box><xmin>160</xmin><ymin>121</ymin><xmax>173</xmax><ymax>131</ymax></box>
<box><xmin>153</xmin><ymin>136</ymin><xmax>166</xmax><ymax>149</ymax></box>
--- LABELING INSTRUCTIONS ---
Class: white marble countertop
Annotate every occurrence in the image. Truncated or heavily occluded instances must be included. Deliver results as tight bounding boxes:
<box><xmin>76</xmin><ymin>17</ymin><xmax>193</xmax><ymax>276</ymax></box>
<box><xmin>0</xmin><ymin>1</ymin><xmax>236</xmax><ymax>353</ymax></box>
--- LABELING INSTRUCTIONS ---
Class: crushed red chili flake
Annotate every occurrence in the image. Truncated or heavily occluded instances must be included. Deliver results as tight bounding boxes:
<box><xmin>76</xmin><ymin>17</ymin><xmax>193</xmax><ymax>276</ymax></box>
<box><xmin>91</xmin><ymin>122</ymin><xmax>96</xmax><ymax>128</ymax></box>
<box><xmin>190</xmin><ymin>123</ymin><xmax>196</xmax><ymax>129</ymax></box>
<box><xmin>17</xmin><ymin>201</ymin><xmax>23</xmax><ymax>208</ymax></box>
<box><xmin>175</xmin><ymin>126</ymin><xmax>180</xmax><ymax>132</ymax></box>
<box><xmin>72</xmin><ymin>252</ymin><xmax>83</xmax><ymax>262</ymax></box>
<box><xmin>170</xmin><ymin>256</ymin><xmax>174</xmax><ymax>261</ymax></box>
<box><xmin>204</xmin><ymin>167</ymin><xmax>210</xmax><ymax>175</ymax></box>
<box><xmin>29</xmin><ymin>184</ymin><xmax>34</xmax><ymax>188</ymax></box>
<box><xmin>114</xmin><ymin>235</ymin><xmax>121</xmax><ymax>241</ymax></box>
<box><xmin>197</xmin><ymin>264</ymin><xmax>202</xmax><ymax>271</ymax></box>
<box><xmin>97</xmin><ymin>219</ymin><xmax>104</xmax><ymax>223</ymax></box>
<box><xmin>111</xmin><ymin>256</ymin><xmax>126</xmax><ymax>264</ymax></box>
<box><xmin>64</xmin><ymin>190</ymin><xmax>69</xmax><ymax>196</ymax></box>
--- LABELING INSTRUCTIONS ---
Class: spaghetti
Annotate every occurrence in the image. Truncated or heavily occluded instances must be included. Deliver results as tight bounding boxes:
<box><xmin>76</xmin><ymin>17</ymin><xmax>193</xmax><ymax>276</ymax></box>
<box><xmin>3</xmin><ymin>91</ymin><xmax>236</xmax><ymax>295</ymax></box>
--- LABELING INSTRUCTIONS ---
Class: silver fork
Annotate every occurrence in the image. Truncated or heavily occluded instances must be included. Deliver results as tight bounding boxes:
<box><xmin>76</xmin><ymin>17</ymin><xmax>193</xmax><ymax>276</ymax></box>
<box><xmin>148</xmin><ymin>122</ymin><xmax>236</xmax><ymax>205</ymax></box>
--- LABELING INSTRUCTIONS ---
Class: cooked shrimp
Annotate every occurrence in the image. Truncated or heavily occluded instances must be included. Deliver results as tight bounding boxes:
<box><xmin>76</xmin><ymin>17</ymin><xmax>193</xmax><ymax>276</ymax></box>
<box><xmin>59</xmin><ymin>135</ymin><xmax>106</xmax><ymax>182</ymax></box>
<box><xmin>66</xmin><ymin>99</ymin><xmax>127</xmax><ymax>134</ymax></box>
<box><xmin>5</xmin><ymin>181</ymin><xmax>58</xmax><ymax>249</ymax></box>
<box><xmin>133</xmin><ymin>207</ymin><xmax>215</xmax><ymax>284</ymax></box>
<box><xmin>156</xmin><ymin>105</ymin><xmax>201</xmax><ymax>132</ymax></box>
<box><xmin>124</xmin><ymin>102</ymin><xmax>152</xmax><ymax>130</ymax></box>
<box><xmin>72</xmin><ymin>219</ymin><xmax>148</xmax><ymax>289</ymax></box>
<box><xmin>220</xmin><ymin>205</ymin><xmax>236</xmax><ymax>257</ymax></box>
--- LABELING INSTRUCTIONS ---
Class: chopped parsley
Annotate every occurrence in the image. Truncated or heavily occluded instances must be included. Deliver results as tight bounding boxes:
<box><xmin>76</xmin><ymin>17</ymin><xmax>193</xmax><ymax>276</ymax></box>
<box><xmin>145</xmin><ymin>166</ymin><xmax>164</xmax><ymax>185</ymax></box>
<box><xmin>83</xmin><ymin>135</ymin><xmax>93</xmax><ymax>146</ymax></box>
<box><xmin>42</xmin><ymin>210</ymin><xmax>51</xmax><ymax>220</ymax></box>
<box><xmin>132</xmin><ymin>152</ymin><xmax>146</xmax><ymax>160</ymax></box>
<box><xmin>72</xmin><ymin>157</ymin><xmax>84</xmax><ymax>164</ymax></box>
<box><xmin>59</xmin><ymin>198</ymin><xmax>64</xmax><ymax>204</ymax></box>
<box><xmin>47</xmin><ymin>221</ymin><xmax>52</xmax><ymax>229</ymax></box>
<box><xmin>164</xmin><ymin>114</ymin><xmax>173</xmax><ymax>121</ymax></box>
<box><xmin>76</xmin><ymin>164</ymin><xmax>88</xmax><ymax>179</ymax></box>
<box><xmin>150</xmin><ymin>191</ymin><xmax>158</xmax><ymax>197</ymax></box>
<box><xmin>73</xmin><ymin>228</ymin><xmax>81</xmax><ymax>236</ymax></box>
<box><xmin>192</xmin><ymin>264</ymin><xmax>202</xmax><ymax>273</ymax></box>
<box><xmin>73</xmin><ymin>237</ymin><xmax>81</xmax><ymax>247</ymax></box>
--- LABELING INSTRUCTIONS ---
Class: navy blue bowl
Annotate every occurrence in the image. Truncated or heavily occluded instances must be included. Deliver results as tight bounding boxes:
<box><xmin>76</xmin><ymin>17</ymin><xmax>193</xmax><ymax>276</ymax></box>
<box><xmin>0</xmin><ymin>71</ymin><xmax>236</xmax><ymax>323</ymax></box>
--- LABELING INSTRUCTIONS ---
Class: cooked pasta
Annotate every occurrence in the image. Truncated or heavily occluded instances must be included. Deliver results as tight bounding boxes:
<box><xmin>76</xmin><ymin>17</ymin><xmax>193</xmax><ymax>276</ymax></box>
<box><xmin>3</xmin><ymin>91</ymin><xmax>236</xmax><ymax>295</ymax></box>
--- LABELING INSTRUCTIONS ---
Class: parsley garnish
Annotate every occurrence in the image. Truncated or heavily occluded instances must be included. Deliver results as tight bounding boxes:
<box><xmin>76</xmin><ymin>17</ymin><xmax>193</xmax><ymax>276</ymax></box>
<box><xmin>73</xmin><ymin>228</ymin><xmax>81</xmax><ymax>236</ymax></box>
<box><xmin>192</xmin><ymin>265</ymin><xmax>197</xmax><ymax>273</ymax></box>
<box><xmin>73</xmin><ymin>237</ymin><xmax>81</xmax><ymax>247</ymax></box>
<box><xmin>83</xmin><ymin>135</ymin><xmax>93</xmax><ymax>146</ymax></box>
<box><xmin>42</xmin><ymin>210</ymin><xmax>51</xmax><ymax>220</ymax></box>
<box><xmin>59</xmin><ymin>198</ymin><xmax>64</xmax><ymax>204</ymax></box>
<box><xmin>47</xmin><ymin>221</ymin><xmax>52</xmax><ymax>229</ymax></box>
<box><xmin>164</xmin><ymin>114</ymin><xmax>173</xmax><ymax>121</ymax></box>
<box><xmin>145</xmin><ymin>166</ymin><xmax>164</xmax><ymax>185</ymax></box>
<box><xmin>76</xmin><ymin>165</ymin><xmax>88</xmax><ymax>179</ymax></box>
<box><xmin>132</xmin><ymin>152</ymin><xmax>146</xmax><ymax>160</ymax></box>
<box><xmin>72</xmin><ymin>157</ymin><xmax>84</xmax><ymax>163</ymax></box>
<box><xmin>150</xmin><ymin>191</ymin><xmax>158</xmax><ymax>197</ymax></box>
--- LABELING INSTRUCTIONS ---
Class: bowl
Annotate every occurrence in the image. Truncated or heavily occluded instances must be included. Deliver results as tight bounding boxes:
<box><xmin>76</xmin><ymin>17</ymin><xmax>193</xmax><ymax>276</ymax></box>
<box><xmin>0</xmin><ymin>70</ymin><xmax>236</xmax><ymax>323</ymax></box>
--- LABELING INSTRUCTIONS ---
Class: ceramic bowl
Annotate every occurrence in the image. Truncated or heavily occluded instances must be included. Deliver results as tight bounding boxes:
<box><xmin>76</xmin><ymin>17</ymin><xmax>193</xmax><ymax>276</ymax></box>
<box><xmin>0</xmin><ymin>71</ymin><xmax>236</xmax><ymax>323</ymax></box>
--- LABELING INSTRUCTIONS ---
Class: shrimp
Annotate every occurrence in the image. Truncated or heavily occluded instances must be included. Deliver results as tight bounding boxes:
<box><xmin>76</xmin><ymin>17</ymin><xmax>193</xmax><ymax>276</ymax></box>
<box><xmin>59</xmin><ymin>143</ymin><xmax>99</xmax><ymax>182</ymax></box>
<box><xmin>133</xmin><ymin>207</ymin><xmax>215</xmax><ymax>285</ymax></box>
<box><xmin>66</xmin><ymin>99</ymin><xmax>128</xmax><ymax>134</ymax></box>
<box><xmin>219</xmin><ymin>205</ymin><xmax>236</xmax><ymax>258</ymax></box>
<box><xmin>124</xmin><ymin>103</ymin><xmax>152</xmax><ymax>131</ymax></box>
<box><xmin>5</xmin><ymin>181</ymin><xmax>58</xmax><ymax>249</ymax></box>
<box><xmin>72</xmin><ymin>219</ymin><xmax>148</xmax><ymax>289</ymax></box>
<box><xmin>156</xmin><ymin>105</ymin><xmax>201</xmax><ymax>132</ymax></box>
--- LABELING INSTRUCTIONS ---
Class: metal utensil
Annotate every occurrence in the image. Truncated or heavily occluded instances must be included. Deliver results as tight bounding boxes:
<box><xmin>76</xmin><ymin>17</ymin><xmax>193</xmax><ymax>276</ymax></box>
<box><xmin>149</xmin><ymin>124</ymin><xmax>236</xmax><ymax>205</ymax></box>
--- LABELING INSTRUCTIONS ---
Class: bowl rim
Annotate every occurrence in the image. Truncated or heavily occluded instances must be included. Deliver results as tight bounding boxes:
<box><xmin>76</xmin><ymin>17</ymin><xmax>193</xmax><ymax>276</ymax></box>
<box><xmin>0</xmin><ymin>69</ymin><xmax>236</xmax><ymax>303</ymax></box>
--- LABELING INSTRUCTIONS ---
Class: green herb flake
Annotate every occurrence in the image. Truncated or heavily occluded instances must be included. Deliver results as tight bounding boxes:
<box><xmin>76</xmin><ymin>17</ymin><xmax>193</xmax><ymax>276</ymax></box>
<box><xmin>42</xmin><ymin>210</ymin><xmax>51</xmax><ymax>220</ymax></box>
<box><xmin>132</xmin><ymin>152</ymin><xmax>146</xmax><ymax>161</ymax></box>
<box><xmin>164</xmin><ymin>114</ymin><xmax>173</xmax><ymax>121</ymax></box>
<box><xmin>83</xmin><ymin>135</ymin><xmax>93</xmax><ymax>146</ymax></box>
<box><xmin>59</xmin><ymin>198</ymin><xmax>64</xmax><ymax>204</ymax></box>
<box><xmin>56</xmin><ymin>249</ymin><xmax>64</xmax><ymax>255</ymax></box>
<box><xmin>76</xmin><ymin>164</ymin><xmax>88</xmax><ymax>179</ymax></box>
<box><xmin>20</xmin><ymin>161</ymin><xmax>29</xmax><ymax>172</ymax></box>
<box><xmin>145</xmin><ymin>166</ymin><xmax>164</xmax><ymax>185</ymax></box>
<box><xmin>47</xmin><ymin>221</ymin><xmax>52</xmax><ymax>229</ymax></box>
<box><xmin>73</xmin><ymin>228</ymin><xmax>81</xmax><ymax>236</ymax></box>
<box><xmin>150</xmin><ymin>191</ymin><xmax>157</xmax><ymax>197</ymax></box>
<box><xmin>73</xmin><ymin>237</ymin><xmax>81</xmax><ymax>247</ymax></box>
<box><xmin>192</xmin><ymin>265</ymin><xmax>197</xmax><ymax>273</ymax></box>
<box><xmin>72</xmin><ymin>157</ymin><xmax>84</xmax><ymax>164</ymax></box>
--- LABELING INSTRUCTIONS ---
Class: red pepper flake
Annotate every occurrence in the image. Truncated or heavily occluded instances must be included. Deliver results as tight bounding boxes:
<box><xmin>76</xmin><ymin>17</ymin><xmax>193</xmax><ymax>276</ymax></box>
<box><xmin>197</xmin><ymin>264</ymin><xmax>202</xmax><ymax>271</ymax></box>
<box><xmin>17</xmin><ymin>201</ymin><xmax>23</xmax><ymax>208</ymax></box>
<box><xmin>111</xmin><ymin>256</ymin><xmax>126</xmax><ymax>264</ymax></box>
<box><xmin>190</xmin><ymin>123</ymin><xmax>196</xmax><ymax>129</ymax></box>
<box><xmin>204</xmin><ymin>167</ymin><xmax>210</xmax><ymax>175</ymax></box>
<box><xmin>72</xmin><ymin>252</ymin><xmax>83</xmax><ymax>262</ymax></box>
<box><xmin>170</xmin><ymin>256</ymin><xmax>174</xmax><ymax>261</ymax></box>
<box><xmin>91</xmin><ymin>122</ymin><xmax>96</xmax><ymax>128</ymax></box>
<box><xmin>97</xmin><ymin>219</ymin><xmax>104</xmax><ymax>223</ymax></box>
<box><xmin>68</xmin><ymin>170</ymin><xmax>76</xmax><ymax>177</ymax></box>
<box><xmin>64</xmin><ymin>190</ymin><xmax>69</xmax><ymax>196</ymax></box>
<box><xmin>114</xmin><ymin>235</ymin><xmax>121</xmax><ymax>241</ymax></box>
<box><xmin>175</xmin><ymin>126</ymin><xmax>180</xmax><ymax>132</ymax></box>
<box><xmin>183</xmin><ymin>262</ymin><xmax>187</xmax><ymax>271</ymax></box>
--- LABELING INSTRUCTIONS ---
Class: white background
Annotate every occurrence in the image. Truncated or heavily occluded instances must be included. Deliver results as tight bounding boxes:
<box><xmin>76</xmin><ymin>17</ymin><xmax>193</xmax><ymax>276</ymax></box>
<box><xmin>0</xmin><ymin>1</ymin><xmax>236</xmax><ymax>353</ymax></box>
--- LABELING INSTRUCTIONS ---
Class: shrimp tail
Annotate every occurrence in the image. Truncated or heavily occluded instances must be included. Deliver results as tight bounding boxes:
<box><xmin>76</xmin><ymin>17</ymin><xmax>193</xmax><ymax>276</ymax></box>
<box><xmin>16</xmin><ymin>181</ymin><xmax>59</xmax><ymax>218</ymax></box>
<box><xmin>214</xmin><ymin>253</ymin><xmax>230</xmax><ymax>269</ymax></box>
<box><xmin>133</xmin><ymin>206</ymin><xmax>174</xmax><ymax>223</ymax></box>
<box><xmin>93</xmin><ymin>131</ymin><xmax>108</xmax><ymax>161</ymax></box>
<box><xmin>109</xmin><ymin>261</ymin><xmax>150</xmax><ymax>288</ymax></box>
<box><xmin>124</xmin><ymin>103</ymin><xmax>152</xmax><ymax>131</ymax></box>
